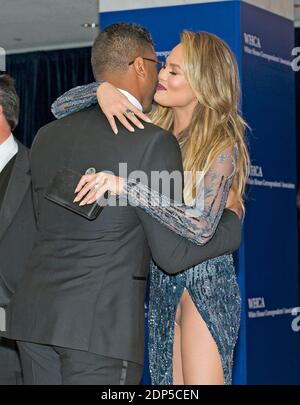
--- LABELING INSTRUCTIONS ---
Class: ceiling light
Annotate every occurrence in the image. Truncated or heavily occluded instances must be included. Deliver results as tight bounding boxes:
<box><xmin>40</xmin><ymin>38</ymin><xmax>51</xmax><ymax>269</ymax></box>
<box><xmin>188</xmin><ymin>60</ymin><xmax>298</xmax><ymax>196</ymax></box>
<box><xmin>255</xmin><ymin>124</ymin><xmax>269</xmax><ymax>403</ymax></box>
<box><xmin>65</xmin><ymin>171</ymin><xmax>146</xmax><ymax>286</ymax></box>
<box><xmin>82</xmin><ymin>22</ymin><xmax>99</xmax><ymax>28</ymax></box>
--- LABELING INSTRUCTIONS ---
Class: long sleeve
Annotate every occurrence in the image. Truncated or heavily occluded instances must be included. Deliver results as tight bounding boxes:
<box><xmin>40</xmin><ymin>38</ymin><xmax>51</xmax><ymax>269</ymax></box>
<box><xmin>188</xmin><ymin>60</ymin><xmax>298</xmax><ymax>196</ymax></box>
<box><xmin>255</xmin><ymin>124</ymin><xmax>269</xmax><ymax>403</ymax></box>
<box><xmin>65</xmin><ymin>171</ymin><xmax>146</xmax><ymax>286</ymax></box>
<box><xmin>51</xmin><ymin>82</ymin><xmax>99</xmax><ymax>119</ymax></box>
<box><xmin>145</xmin><ymin>208</ymin><xmax>241</xmax><ymax>274</ymax></box>
<box><xmin>124</xmin><ymin>145</ymin><xmax>238</xmax><ymax>246</ymax></box>
<box><xmin>133</xmin><ymin>129</ymin><xmax>241</xmax><ymax>274</ymax></box>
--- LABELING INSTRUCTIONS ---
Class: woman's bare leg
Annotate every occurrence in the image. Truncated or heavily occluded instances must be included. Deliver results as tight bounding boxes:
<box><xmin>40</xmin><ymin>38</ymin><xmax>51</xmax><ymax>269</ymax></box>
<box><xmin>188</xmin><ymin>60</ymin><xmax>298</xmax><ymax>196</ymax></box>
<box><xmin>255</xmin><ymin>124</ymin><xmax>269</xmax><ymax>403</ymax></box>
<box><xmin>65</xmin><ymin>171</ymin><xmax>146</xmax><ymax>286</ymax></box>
<box><xmin>180</xmin><ymin>290</ymin><xmax>224</xmax><ymax>385</ymax></box>
<box><xmin>172</xmin><ymin>303</ymin><xmax>184</xmax><ymax>385</ymax></box>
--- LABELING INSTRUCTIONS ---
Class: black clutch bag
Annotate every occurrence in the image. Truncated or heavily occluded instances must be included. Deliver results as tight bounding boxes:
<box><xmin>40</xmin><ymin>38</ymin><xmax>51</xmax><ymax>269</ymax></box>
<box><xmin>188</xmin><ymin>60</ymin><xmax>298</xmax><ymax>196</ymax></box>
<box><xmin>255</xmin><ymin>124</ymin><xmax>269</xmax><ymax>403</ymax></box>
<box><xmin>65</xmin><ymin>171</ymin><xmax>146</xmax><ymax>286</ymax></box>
<box><xmin>44</xmin><ymin>167</ymin><xmax>109</xmax><ymax>220</ymax></box>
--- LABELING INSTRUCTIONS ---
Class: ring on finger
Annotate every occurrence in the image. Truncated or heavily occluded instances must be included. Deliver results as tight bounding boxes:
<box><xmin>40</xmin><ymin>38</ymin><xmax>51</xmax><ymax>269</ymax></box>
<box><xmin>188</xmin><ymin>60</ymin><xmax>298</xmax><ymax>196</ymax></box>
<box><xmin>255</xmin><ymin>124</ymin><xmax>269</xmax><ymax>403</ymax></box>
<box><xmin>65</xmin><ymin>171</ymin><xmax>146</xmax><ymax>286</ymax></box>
<box><xmin>124</xmin><ymin>108</ymin><xmax>134</xmax><ymax>116</ymax></box>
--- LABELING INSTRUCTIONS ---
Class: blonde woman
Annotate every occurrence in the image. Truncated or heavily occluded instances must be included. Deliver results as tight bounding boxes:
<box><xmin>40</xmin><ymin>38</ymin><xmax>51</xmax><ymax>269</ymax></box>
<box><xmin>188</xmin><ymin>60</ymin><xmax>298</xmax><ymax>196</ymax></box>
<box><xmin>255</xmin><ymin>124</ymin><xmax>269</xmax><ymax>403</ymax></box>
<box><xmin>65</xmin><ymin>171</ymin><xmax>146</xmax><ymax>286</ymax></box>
<box><xmin>52</xmin><ymin>31</ymin><xmax>250</xmax><ymax>385</ymax></box>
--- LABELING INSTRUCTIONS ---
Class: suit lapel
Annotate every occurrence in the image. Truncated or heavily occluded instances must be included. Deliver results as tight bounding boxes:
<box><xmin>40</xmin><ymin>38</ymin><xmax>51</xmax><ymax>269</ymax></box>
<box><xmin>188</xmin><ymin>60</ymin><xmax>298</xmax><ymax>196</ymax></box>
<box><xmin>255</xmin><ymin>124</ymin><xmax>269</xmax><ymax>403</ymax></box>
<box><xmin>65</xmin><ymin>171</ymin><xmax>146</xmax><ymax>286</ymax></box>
<box><xmin>0</xmin><ymin>142</ymin><xmax>31</xmax><ymax>241</ymax></box>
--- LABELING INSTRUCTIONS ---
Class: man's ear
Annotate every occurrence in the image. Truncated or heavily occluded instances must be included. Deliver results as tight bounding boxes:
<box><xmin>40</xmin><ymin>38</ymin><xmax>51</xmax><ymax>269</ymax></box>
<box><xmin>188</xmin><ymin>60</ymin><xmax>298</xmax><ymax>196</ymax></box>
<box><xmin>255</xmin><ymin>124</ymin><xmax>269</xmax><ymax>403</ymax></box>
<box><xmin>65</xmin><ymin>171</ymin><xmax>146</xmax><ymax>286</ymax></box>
<box><xmin>133</xmin><ymin>57</ymin><xmax>146</xmax><ymax>78</ymax></box>
<box><xmin>0</xmin><ymin>105</ymin><xmax>3</xmax><ymax>115</ymax></box>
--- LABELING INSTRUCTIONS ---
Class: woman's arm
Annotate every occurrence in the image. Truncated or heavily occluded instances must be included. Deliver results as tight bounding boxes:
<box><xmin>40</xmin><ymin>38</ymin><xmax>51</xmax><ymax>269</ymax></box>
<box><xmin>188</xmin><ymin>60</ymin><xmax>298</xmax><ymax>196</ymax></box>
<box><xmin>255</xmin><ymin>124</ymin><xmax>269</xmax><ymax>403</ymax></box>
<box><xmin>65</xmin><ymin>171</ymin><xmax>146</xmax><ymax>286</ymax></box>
<box><xmin>51</xmin><ymin>82</ymin><xmax>99</xmax><ymax>119</ymax></box>
<box><xmin>51</xmin><ymin>82</ymin><xmax>150</xmax><ymax>133</ymax></box>
<box><xmin>74</xmin><ymin>145</ymin><xmax>239</xmax><ymax>246</ymax></box>
<box><xmin>123</xmin><ymin>145</ymin><xmax>238</xmax><ymax>245</ymax></box>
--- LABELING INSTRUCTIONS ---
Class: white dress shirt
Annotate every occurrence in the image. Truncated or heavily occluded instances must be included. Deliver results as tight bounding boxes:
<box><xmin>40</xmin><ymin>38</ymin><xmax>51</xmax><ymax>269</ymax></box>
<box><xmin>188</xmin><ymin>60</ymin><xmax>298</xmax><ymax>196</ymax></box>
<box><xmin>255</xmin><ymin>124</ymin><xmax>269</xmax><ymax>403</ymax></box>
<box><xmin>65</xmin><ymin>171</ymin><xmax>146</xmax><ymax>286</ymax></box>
<box><xmin>0</xmin><ymin>134</ymin><xmax>18</xmax><ymax>173</ymax></box>
<box><xmin>118</xmin><ymin>89</ymin><xmax>143</xmax><ymax>111</ymax></box>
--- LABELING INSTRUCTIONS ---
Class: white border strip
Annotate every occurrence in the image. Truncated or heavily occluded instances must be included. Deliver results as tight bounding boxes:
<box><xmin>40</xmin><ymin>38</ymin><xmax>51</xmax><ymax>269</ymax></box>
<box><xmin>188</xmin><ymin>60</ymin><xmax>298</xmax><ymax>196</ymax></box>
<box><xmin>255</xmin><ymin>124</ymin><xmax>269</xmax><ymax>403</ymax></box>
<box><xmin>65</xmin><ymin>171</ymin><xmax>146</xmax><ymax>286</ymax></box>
<box><xmin>99</xmin><ymin>0</ymin><xmax>225</xmax><ymax>13</ymax></box>
<box><xmin>99</xmin><ymin>0</ymin><xmax>294</xmax><ymax>21</ymax></box>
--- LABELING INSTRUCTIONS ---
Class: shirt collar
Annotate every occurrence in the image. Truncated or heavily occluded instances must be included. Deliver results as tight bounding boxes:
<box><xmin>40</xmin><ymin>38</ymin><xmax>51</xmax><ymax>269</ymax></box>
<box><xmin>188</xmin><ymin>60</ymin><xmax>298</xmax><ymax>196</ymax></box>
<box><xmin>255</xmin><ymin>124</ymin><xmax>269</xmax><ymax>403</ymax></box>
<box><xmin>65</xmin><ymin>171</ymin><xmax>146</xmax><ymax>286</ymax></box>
<box><xmin>0</xmin><ymin>134</ymin><xmax>18</xmax><ymax>173</ymax></box>
<box><xmin>118</xmin><ymin>89</ymin><xmax>143</xmax><ymax>111</ymax></box>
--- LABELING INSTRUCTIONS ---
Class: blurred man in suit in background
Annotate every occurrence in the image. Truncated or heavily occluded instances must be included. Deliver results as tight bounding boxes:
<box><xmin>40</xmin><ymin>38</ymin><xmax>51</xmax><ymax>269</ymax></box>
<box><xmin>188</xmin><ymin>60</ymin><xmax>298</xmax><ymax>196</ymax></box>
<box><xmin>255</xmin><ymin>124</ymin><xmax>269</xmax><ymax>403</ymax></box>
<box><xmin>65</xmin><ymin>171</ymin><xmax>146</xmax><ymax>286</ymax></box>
<box><xmin>0</xmin><ymin>74</ymin><xmax>36</xmax><ymax>384</ymax></box>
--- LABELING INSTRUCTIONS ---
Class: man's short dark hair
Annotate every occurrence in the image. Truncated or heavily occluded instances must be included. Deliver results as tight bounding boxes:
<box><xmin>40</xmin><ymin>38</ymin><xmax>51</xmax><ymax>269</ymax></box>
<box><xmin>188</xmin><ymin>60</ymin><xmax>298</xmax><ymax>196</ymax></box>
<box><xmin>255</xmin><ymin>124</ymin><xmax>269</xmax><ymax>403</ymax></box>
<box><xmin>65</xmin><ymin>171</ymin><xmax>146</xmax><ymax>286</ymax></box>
<box><xmin>0</xmin><ymin>74</ymin><xmax>19</xmax><ymax>131</ymax></box>
<box><xmin>91</xmin><ymin>23</ymin><xmax>154</xmax><ymax>80</ymax></box>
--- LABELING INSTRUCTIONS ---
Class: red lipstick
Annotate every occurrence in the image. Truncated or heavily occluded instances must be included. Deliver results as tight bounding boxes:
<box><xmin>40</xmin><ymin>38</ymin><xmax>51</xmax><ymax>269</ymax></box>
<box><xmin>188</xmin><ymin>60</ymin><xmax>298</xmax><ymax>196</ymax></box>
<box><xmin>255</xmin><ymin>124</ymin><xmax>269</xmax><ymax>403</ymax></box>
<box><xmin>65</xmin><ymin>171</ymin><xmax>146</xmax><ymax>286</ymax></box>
<box><xmin>156</xmin><ymin>83</ymin><xmax>167</xmax><ymax>91</ymax></box>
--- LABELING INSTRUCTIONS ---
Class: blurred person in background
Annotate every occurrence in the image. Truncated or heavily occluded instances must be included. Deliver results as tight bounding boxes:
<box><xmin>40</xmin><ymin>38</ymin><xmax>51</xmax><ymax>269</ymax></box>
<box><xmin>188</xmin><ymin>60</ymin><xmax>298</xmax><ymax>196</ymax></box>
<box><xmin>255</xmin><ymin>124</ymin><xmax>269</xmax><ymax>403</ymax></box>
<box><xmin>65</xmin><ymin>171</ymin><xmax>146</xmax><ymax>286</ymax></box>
<box><xmin>0</xmin><ymin>74</ymin><xmax>36</xmax><ymax>385</ymax></box>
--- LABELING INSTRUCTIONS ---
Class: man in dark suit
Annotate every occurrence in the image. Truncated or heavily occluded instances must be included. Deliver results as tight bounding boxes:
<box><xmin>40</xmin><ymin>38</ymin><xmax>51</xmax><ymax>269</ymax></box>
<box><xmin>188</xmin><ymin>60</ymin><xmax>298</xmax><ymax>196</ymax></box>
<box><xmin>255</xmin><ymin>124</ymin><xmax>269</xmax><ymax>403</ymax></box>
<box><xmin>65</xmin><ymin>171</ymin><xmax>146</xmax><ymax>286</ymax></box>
<box><xmin>2</xmin><ymin>24</ymin><xmax>241</xmax><ymax>385</ymax></box>
<box><xmin>0</xmin><ymin>75</ymin><xmax>36</xmax><ymax>384</ymax></box>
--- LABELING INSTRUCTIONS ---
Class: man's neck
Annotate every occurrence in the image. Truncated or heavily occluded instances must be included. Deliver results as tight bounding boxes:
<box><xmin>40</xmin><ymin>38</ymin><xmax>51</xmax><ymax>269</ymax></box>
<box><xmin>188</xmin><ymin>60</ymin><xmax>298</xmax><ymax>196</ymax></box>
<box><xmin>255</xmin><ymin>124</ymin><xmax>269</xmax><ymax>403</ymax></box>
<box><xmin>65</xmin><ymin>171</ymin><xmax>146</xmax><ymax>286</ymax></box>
<box><xmin>118</xmin><ymin>89</ymin><xmax>143</xmax><ymax>111</ymax></box>
<box><xmin>99</xmin><ymin>75</ymin><xmax>143</xmax><ymax>109</ymax></box>
<box><xmin>0</xmin><ymin>122</ymin><xmax>11</xmax><ymax>145</ymax></box>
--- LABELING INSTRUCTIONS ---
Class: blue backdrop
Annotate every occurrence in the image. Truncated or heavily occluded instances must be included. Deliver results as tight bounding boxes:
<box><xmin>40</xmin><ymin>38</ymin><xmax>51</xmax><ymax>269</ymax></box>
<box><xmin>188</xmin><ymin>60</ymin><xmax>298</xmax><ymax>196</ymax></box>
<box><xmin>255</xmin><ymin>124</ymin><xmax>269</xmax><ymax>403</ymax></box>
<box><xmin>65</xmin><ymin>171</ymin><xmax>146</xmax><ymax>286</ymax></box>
<box><xmin>241</xmin><ymin>2</ymin><xmax>299</xmax><ymax>384</ymax></box>
<box><xmin>100</xmin><ymin>0</ymin><xmax>299</xmax><ymax>384</ymax></box>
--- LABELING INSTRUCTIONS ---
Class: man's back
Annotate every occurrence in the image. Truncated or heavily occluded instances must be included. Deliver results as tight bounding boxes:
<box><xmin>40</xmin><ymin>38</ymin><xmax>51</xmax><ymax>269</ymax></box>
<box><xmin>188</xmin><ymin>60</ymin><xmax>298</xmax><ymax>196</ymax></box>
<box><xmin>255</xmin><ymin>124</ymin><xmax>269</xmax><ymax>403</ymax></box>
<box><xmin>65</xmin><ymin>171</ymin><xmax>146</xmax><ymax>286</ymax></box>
<box><xmin>4</xmin><ymin>105</ymin><xmax>179</xmax><ymax>365</ymax></box>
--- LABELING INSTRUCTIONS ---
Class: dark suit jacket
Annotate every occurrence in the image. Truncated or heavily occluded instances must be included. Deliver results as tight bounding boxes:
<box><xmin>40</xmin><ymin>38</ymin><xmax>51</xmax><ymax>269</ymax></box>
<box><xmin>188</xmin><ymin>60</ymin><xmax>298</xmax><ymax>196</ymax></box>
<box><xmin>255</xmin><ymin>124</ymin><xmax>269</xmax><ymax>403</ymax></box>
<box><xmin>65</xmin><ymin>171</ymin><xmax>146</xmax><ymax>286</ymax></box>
<box><xmin>3</xmin><ymin>106</ymin><xmax>241</xmax><ymax>365</ymax></box>
<box><xmin>0</xmin><ymin>141</ymin><xmax>37</xmax><ymax>307</ymax></box>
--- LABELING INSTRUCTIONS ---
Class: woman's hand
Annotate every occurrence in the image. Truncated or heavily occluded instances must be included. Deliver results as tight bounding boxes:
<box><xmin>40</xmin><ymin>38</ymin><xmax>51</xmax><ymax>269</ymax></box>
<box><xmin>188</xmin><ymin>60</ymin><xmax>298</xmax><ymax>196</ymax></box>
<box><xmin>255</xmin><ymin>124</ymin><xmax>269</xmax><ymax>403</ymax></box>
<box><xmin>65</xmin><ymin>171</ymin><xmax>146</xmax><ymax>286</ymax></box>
<box><xmin>97</xmin><ymin>82</ymin><xmax>152</xmax><ymax>134</ymax></box>
<box><xmin>73</xmin><ymin>172</ymin><xmax>125</xmax><ymax>205</ymax></box>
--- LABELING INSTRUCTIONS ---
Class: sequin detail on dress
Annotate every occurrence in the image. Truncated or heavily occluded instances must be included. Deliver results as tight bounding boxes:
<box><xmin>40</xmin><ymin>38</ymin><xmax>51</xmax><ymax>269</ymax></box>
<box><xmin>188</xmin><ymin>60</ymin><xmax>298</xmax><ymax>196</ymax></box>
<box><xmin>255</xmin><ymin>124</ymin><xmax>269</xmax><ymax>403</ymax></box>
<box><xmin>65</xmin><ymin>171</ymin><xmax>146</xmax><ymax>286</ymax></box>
<box><xmin>149</xmin><ymin>255</ymin><xmax>241</xmax><ymax>385</ymax></box>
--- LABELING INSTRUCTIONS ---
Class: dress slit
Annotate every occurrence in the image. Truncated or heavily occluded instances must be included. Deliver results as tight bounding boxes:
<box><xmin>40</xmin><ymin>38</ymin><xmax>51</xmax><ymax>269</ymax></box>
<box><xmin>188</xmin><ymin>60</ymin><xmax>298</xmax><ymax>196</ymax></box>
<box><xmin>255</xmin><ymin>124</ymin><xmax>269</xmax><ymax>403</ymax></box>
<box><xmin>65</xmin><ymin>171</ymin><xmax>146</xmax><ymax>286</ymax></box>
<box><xmin>149</xmin><ymin>255</ymin><xmax>241</xmax><ymax>386</ymax></box>
<box><xmin>168</xmin><ymin>287</ymin><xmax>226</xmax><ymax>384</ymax></box>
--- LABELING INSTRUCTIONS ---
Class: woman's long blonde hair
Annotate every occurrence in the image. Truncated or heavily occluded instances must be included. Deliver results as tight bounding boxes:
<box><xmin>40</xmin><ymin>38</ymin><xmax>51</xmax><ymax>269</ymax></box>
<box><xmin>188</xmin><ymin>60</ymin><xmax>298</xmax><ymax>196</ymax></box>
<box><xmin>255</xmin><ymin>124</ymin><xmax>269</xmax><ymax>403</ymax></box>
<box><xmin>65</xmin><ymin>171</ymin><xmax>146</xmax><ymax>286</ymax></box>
<box><xmin>150</xmin><ymin>31</ymin><xmax>250</xmax><ymax>209</ymax></box>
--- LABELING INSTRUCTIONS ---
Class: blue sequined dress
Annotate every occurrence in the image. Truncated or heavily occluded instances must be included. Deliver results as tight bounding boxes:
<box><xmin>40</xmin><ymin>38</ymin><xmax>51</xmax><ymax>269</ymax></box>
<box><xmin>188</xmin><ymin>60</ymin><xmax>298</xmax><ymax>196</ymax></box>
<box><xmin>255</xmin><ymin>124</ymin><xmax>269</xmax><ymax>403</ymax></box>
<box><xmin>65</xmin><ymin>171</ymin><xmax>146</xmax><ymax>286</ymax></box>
<box><xmin>51</xmin><ymin>83</ymin><xmax>242</xmax><ymax>385</ymax></box>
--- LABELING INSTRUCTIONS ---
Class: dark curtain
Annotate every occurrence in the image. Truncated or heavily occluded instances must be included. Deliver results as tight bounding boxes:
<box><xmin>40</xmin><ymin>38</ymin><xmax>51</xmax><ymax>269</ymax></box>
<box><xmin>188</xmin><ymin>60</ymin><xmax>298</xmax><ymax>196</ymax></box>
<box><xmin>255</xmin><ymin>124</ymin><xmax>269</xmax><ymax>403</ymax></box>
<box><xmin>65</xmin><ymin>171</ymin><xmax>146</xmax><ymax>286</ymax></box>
<box><xmin>5</xmin><ymin>47</ymin><xmax>94</xmax><ymax>148</ymax></box>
